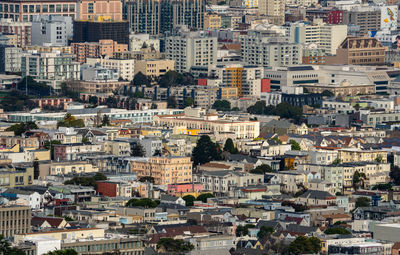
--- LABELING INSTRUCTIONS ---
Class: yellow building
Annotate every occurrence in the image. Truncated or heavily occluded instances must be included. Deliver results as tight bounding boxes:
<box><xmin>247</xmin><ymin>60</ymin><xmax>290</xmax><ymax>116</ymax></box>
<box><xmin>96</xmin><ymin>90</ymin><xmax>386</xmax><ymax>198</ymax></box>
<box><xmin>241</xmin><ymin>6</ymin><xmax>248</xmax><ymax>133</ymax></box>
<box><xmin>220</xmin><ymin>87</ymin><xmax>238</xmax><ymax>99</ymax></box>
<box><xmin>23</xmin><ymin>45</ymin><xmax>72</xmax><ymax>54</ymax></box>
<box><xmin>338</xmin><ymin>149</ymin><xmax>387</xmax><ymax>163</ymax></box>
<box><xmin>130</xmin><ymin>156</ymin><xmax>192</xmax><ymax>185</ymax></box>
<box><xmin>50</xmin><ymin>161</ymin><xmax>99</xmax><ymax>175</ymax></box>
<box><xmin>134</xmin><ymin>59</ymin><xmax>175</xmax><ymax>80</ymax></box>
<box><xmin>30</xmin><ymin>149</ymin><xmax>51</xmax><ymax>161</ymax></box>
<box><xmin>0</xmin><ymin>166</ymin><xmax>34</xmax><ymax>188</ymax></box>
<box><xmin>204</xmin><ymin>13</ymin><xmax>221</xmax><ymax>29</ymax></box>
<box><xmin>0</xmin><ymin>144</ymin><xmax>20</xmax><ymax>153</ymax></box>
<box><xmin>14</xmin><ymin>228</ymin><xmax>105</xmax><ymax>243</ymax></box>
<box><xmin>224</xmin><ymin>67</ymin><xmax>244</xmax><ymax>96</ymax></box>
<box><xmin>104</xmin><ymin>140</ymin><xmax>131</xmax><ymax>156</ymax></box>
<box><xmin>140</xmin><ymin>129</ymin><xmax>162</xmax><ymax>137</ymax></box>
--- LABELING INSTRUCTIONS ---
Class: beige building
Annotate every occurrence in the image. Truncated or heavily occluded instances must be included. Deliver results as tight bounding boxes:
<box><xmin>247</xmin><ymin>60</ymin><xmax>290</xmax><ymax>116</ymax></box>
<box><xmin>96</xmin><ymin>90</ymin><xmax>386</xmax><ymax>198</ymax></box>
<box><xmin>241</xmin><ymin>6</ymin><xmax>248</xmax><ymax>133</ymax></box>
<box><xmin>65</xmin><ymin>80</ymin><xmax>129</xmax><ymax>93</ymax></box>
<box><xmin>134</xmin><ymin>59</ymin><xmax>175</xmax><ymax>80</ymax></box>
<box><xmin>86</xmin><ymin>56</ymin><xmax>135</xmax><ymax>81</ymax></box>
<box><xmin>50</xmin><ymin>161</ymin><xmax>99</xmax><ymax>175</ymax></box>
<box><xmin>153</xmin><ymin>108</ymin><xmax>260</xmax><ymax>139</ymax></box>
<box><xmin>130</xmin><ymin>156</ymin><xmax>192</xmax><ymax>185</ymax></box>
<box><xmin>301</xmin><ymin>80</ymin><xmax>376</xmax><ymax>97</ymax></box>
<box><xmin>0</xmin><ymin>166</ymin><xmax>34</xmax><ymax>188</ymax></box>
<box><xmin>0</xmin><ymin>18</ymin><xmax>31</xmax><ymax>47</ymax></box>
<box><xmin>71</xmin><ymin>39</ymin><xmax>128</xmax><ymax>63</ymax></box>
<box><xmin>104</xmin><ymin>140</ymin><xmax>131</xmax><ymax>156</ymax></box>
<box><xmin>204</xmin><ymin>13</ymin><xmax>221</xmax><ymax>29</ymax></box>
<box><xmin>338</xmin><ymin>148</ymin><xmax>387</xmax><ymax>163</ymax></box>
<box><xmin>0</xmin><ymin>205</ymin><xmax>30</xmax><ymax>238</ymax></box>
<box><xmin>339</xmin><ymin>162</ymin><xmax>390</xmax><ymax>190</ymax></box>
<box><xmin>258</xmin><ymin>0</ymin><xmax>285</xmax><ymax>25</ymax></box>
<box><xmin>14</xmin><ymin>228</ymin><xmax>105</xmax><ymax>243</ymax></box>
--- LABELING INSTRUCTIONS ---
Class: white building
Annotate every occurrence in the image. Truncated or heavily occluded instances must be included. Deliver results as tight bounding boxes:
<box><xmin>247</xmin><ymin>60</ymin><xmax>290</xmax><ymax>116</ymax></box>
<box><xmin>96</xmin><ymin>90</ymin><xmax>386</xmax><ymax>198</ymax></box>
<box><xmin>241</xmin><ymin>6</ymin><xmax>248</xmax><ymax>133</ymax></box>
<box><xmin>86</xmin><ymin>56</ymin><xmax>135</xmax><ymax>81</ymax></box>
<box><xmin>3</xmin><ymin>46</ymin><xmax>22</xmax><ymax>73</ymax></box>
<box><xmin>129</xmin><ymin>33</ymin><xmax>160</xmax><ymax>52</ymax></box>
<box><xmin>165</xmin><ymin>27</ymin><xmax>218</xmax><ymax>73</ymax></box>
<box><xmin>289</xmin><ymin>20</ymin><xmax>348</xmax><ymax>55</ymax></box>
<box><xmin>31</xmin><ymin>15</ymin><xmax>73</xmax><ymax>46</ymax></box>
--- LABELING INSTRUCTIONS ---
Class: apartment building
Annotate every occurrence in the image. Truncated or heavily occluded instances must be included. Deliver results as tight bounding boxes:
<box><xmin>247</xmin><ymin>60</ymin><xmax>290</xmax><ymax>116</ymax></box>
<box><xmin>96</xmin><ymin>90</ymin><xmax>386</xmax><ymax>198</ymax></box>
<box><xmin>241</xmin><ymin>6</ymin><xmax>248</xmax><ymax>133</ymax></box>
<box><xmin>342</xmin><ymin>6</ymin><xmax>381</xmax><ymax>36</ymax></box>
<box><xmin>302</xmin><ymin>80</ymin><xmax>376</xmax><ymax>97</ymax></box>
<box><xmin>193</xmin><ymin>170</ymin><xmax>264</xmax><ymax>194</ymax></box>
<box><xmin>104</xmin><ymin>140</ymin><xmax>131</xmax><ymax>157</ymax></box>
<box><xmin>338</xmin><ymin>148</ymin><xmax>387</xmax><ymax>163</ymax></box>
<box><xmin>33</xmin><ymin>98</ymin><xmax>73</xmax><ymax>109</ymax></box>
<box><xmin>49</xmin><ymin>161</ymin><xmax>99</xmax><ymax>175</ymax></box>
<box><xmin>0</xmin><ymin>206</ymin><xmax>30</xmax><ymax>238</ymax></box>
<box><xmin>71</xmin><ymin>39</ymin><xmax>128</xmax><ymax>63</ymax></box>
<box><xmin>272</xmin><ymin>171</ymin><xmax>307</xmax><ymax>193</ymax></box>
<box><xmin>53</xmin><ymin>143</ymin><xmax>103</xmax><ymax>161</ymax></box>
<box><xmin>258</xmin><ymin>0</ymin><xmax>285</xmax><ymax>25</ymax></box>
<box><xmin>204</xmin><ymin>13</ymin><xmax>222</xmax><ymax>29</ymax></box>
<box><xmin>130</xmin><ymin>156</ymin><xmax>193</xmax><ymax>185</ymax></box>
<box><xmin>31</xmin><ymin>15</ymin><xmax>73</xmax><ymax>46</ymax></box>
<box><xmin>86</xmin><ymin>56</ymin><xmax>135</xmax><ymax>81</ymax></box>
<box><xmin>241</xmin><ymin>30</ymin><xmax>302</xmax><ymax>67</ymax></box>
<box><xmin>165</xmin><ymin>28</ymin><xmax>217</xmax><ymax>73</ymax></box>
<box><xmin>76</xmin><ymin>0</ymin><xmax>123</xmax><ymax>21</ymax></box>
<box><xmin>0</xmin><ymin>45</ymin><xmax>22</xmax><ymax>73</ymax></box>
<box><xmin>0</xmin><ymin>136</ymin><xmax>39</xmax><ymax>148</ymax></box>
<box><xmin>361</xmin><ymin>111</ymin><xmax>400</xmax><ymax>126</ymax></box>
<box><xmin>153</xmin><ymin>108</ymin><xmax>260</xmax><ymax>139</ymax></box>
<box><xmin>326</xmin><ymin>37</ymin><xmax>387</xmax><ymax>66</ymax></box>
<box><xmin>134</xmin><ymin>59</ymin><xmax>175</xmax><ymax>80</ymax></box>
<box><xmin>0</xmin><ymin>166</ymin><xmax>34</xmax><ymax>188</ymax></box>
<box><xmin>96</xmin><ymin>180</ymin><xmax>132</xmax><ymax>197</ymax></box>
<box><xmin>0</xmin><ymin>18</ymin><xmax>31</xmax><ymax>47</ymax></box>
<box><xmin>0</xmin><ymin>0</ymin><xmax>77</xmax><ymax>22</ymax></box>
<box><xmin>21</xmin><ymin>51</ymin><xmax>80</xmax><ymax>91</ymax></box>
<box><xmin>289</xmin><ymin>20</ymin><xmax>347</xmax><ymax>55</ymax></box>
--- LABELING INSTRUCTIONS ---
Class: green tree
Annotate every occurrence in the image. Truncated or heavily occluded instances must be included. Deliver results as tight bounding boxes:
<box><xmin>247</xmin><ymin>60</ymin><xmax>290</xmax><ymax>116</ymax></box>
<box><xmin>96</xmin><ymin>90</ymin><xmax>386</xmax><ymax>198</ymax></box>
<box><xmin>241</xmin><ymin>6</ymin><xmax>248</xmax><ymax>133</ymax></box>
<box><xmin>126</xmin><ymin>198</ymin><xmax>159</xmax><ymax>208</ymax></box>
<box><xmin>212</xmin><ymin>100</ymin><xmax>231</xmax><ymax>111</ymax></box>
<box><xmin>0</xmin><ymin>234</ymin><xmax>25</xmax><ymax>255</ymax></box>
<box><xmin>247</xmin><ymin>102</ymin><xmax>303</xmax><ymax>122</ymax></box>
<box><xmin>353</xmin><ymin>171</ymin><xmax>366</xmax><ymax>190</ymax></box>
<box><xmin>133</xmin><ymin>91</ymin><xmax>145</xmax><ymax>98</ymax></box>
<box><xmin>184</xmin><ymin>97</ymin><xmax>195</xmax><ymax>107</ymax></box>
<box><xmin>101</xmin><ymin>115</ymin><xmax>110</xmax><ymax>126</ymax></box>
<box><xmin>192</xmin><ymin>135</ymin><xmax>220</xmax><ymax>165</ymax></box>
<box><xmin>43</xmin><ymin>249</ymin><xmax>78</xmax><ymax>255</ymax></box>
<box><xmin>157</xmin><ymin>238</ymin><xmax>194</xmax><ymax>252</ymax></box>
<box><xmin>354</xmin><ymin>103</ymin><xmax>360</xmax><ymax>111</ymax></box>
<box><xmin>250</xmin><ymin>164</ymin><xmax>273</xmax><ymax>174</ymax></box>
<box><xmin>355</xmin><ymin>196</ymin><xmax>371</xmax><ymax>208</ymax></box>
<box><xmin>332</xmin><ymin>158</ymin><xmax>341</xmax><ymax>165</ymax></box>
<box><xmin>64</xmin><ymin>216</ymin><xmax>74</xmax><ymax>222</ymax></box>
<box><xmin>0</xmin><ymin>90</ymin><xmax>37</xmax><ymax>112</ymax></box>
<box><xmin>159</xmin><ymin>71</ymin><xmax>185</xmax><ymax>88</ymax></box>
<box><xmin>44</xmin><ymin>140</ymin><xmax>62</xmax><ymax>160</ymax></box>
<box><xmin>322</xmin><ymin>90</ymin><xmax>334</xmax><ymax>97</ymax></box>
<box><xmin>235</xmin><ymin>224</ymin><xmax>255</xmax><ymax>237</ymax></box>
<box><xmin>247</xmin><ymin>101</ymin><xmax>266</xmax><ymax>115</ymax></box>
<box><xmin>88</xmin><ymin>96</ymin><xmax>98</xmax><ymax>105</ymax></box>
<box><xmin>288</xmin><ymin>236</ymin><xmax>321</xmax><ymax>254</ymax></box>
<box><xmin>153</xmin><ymin>149</ymin><xmax>162</xmax><ymax>156</ymax></box>
<box><xmin>257</xmin><ymin>226</ymin><xmax>274</xmax><ymax>239</ymax></box>
<box><xmin>64</xmin><ymin>173</ymin><xmax>107</xmax><ymax>189</ymax></box>
<box><xmin>17</xmin><ymin>76</ymin><xmax>52</xmax><ymax>97</ymax></box>
<box><xmin>132</xmin><ymin>72</ymin><xmax>150</xmax><ymax>86</ymax></box>
<box><xmin>182</xmin><ymin>195</ymin><xmax>196</xmax><ymax>206</ymax></box>
<box><xmin>196</xmin><ymin>193</ymin><xmax>214</xmax><ymax>203</ymax></box>
<box><xmin>289</xmin><ymin>140</ymin><xmax>301</xmax><ymax>151</ymax></box>
<box><xmin>390</xmin><ymin>165</ymin><xmax>400</xmax><ymax>185</ymax></box>
<box><xmin>324</xmin><ymin>227</ymin><xmax>351</xmax><ymax>235</ymax></box>
<box><xmin>139</xmin><ymin>176</ymin><xmax>154</xmax><ymax>183</ymax></box>
<box><xmin>131</xmin><ymin>143</ymin><xmax>145</xmax><ymax>157</ymax></box>
<box><xmin>223</xmin><ymin>138</ymin><xmax>238</xmax><ymax>154</ymax></box>
<box><xmin>372</xmin><ymin>183</ymin><xmax>392</xmax><ymax>191</ymax></box>
<box><xmin>375</xmin><ymin>154</ymin><xmax>383</xmax><ymax>163</ymax></box>
<box><xmin>6</xmin><ymin>121</ymin><xmax>38</xmax><ymax>136</ymax></box>
<box><xmin>167</xmin><ymin>96</ymin><xmax>177</xmax><ymax>108</ymax></box>
<box><xmin>57</xmin><ymin>113</ymin><xmax>85</xmax><ymax>128</ymax></box>
<box><xmin>60</xmin><ymin>83</ymin><xmax>80</xmax><ymax>100</ymax></box>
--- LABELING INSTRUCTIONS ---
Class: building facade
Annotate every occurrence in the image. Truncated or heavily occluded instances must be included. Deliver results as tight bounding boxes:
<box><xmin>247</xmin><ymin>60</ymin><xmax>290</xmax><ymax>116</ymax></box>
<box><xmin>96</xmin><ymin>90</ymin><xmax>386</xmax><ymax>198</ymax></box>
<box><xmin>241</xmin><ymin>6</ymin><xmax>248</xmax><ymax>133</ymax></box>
<box><xmin>0</xmin><ymin>206</ymin><xmax>30</xmax><ymax>238</ymax></box>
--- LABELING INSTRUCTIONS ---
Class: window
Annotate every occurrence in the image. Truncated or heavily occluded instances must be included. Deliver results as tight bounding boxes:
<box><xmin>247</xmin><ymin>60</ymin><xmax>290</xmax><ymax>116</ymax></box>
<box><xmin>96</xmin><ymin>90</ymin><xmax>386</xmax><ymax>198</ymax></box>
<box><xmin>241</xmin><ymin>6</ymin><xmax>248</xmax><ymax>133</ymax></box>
<box><xmin>23</xmin><ymin>5</ymin><xmax>28</xmax><ymax>12</ymax></box>
<box><xmin>63</xmin><ymin>4</ymin><xmax>68</xmax><ymax>12</ymax></box>
<box><xmin>35</xmin><ymin>5</ymin><xmax>40</xmax><ymax>13</ymax></box>
<box><xmin>56</xmin><ymin>4</ymin><xmax>61</xmax><ymax>12</ymax></box>
<box><xmin>29</xmin><ymin>5</ymin><xmax>34</xmax><ymax>12</ymax></box>
<box><xmin>88</xmin><ymin>3</ymin><xmax>94</xmax><ymax>13</ymax></box>
<box><xmin>42</xmin><ymin>5</ymin><xmax>48</xmax><ymax>12</ymax></box>
<box><xmin>69</xmin><ymin>4</ymin><xmax>75</xmax><ymax>12</ymax></box>
<box><xmin>49</xmin><ymin>4</ymin><xmax>54</xmax><ymax>12</ymax></box>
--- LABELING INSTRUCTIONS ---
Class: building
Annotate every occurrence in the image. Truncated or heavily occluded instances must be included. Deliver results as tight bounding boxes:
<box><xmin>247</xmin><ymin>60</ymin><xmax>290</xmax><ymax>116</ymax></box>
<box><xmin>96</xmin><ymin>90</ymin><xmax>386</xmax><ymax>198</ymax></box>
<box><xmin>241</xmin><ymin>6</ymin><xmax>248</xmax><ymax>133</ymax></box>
<box><xmin>127</xmin><ymin>0</ymin><xmax>205</xmax><ymax>35</ymax></box>
<box><xmin>0</xmin><ymin>45</ymin><xmax>22</xmax><ymax>73</ymax></box>
<box><xmin>0</xmin><ymin>205</ymin><xmax>30</xmax><ymax>238</ymax></box>
<box><xmin>21</xmin><ymin>51</ymin><xmax>80</xmax><ymax>91</ymax></box>
<box><xmin>53</xmin><ymin>143</ymin><xmax>103</xmax><ymax>161</ymax></box>
<box><xmin>289</xmin><ymin>20</ymin><xmax>348</xmax><ymax>55</ymax></box>
<box><xmin>49</xmin><ymin>161</ymin><xmax>99</xmax><ymax>175</ymax></box>
<box><xmin>33</xmin><ymin>98</ymin><xmax>73</xmax><ymax>109</ymax></box>
<box><xmin>73</xmin><ymin>16</ymin><xmax>129</xmax><ymax>45</ymax></box>
<box><xmin>134</xmin><ymin>59</ymin><xmax>175</xmax><ymax>80</ymax></box>
<box><xmin>342</xmin><ymin>6</ymin><xmax>381</xmax><ymax>36</ymax></box>
<box><xmin>96</xmin><ymin>180</ymin><xmax>132</xmax><ymax>197</ymax></box>
<box><xmin>86</xmin><ymin>56</ymin><xmax>135</xmax><ymax>81</ymax></box>
<box><xmin>81</xmin><ymin>64</ymin><xmax>119</xmax><ymax>81</ymax></box>
<box><xmin>0</xmin><ymin>0</ymin><xmax>77</xmax><ymax>22</ymax></box>
<box><xmin>338</xmin><ymin>148</ymin><xmax>387</xmax><ymax>163</ymax></box>
<box><xmin>71</xmin><ymin>39</ymin><xmax>128</xmax><ymax>63</ymax></box>
<box><xmin>76</xmin><ymin>0</ymin><xmax>123</xmax><ymax>21</ymax></box>
<box><xmin>241</xmin><ymin>29</ymin><xmax>302</xmax><ymax>67</ymax></box>
<box><xmin>258</xmin><ymin>0</ymin><xmax>285</xmax><ymax>25</ymax></box>
<box><xmin>204</xmin><ymin>13</ymin><xmax>221</xmax><ymax>29</ymax></box>
<box><xmin>0</xmin><ymin>18</ymin><xmax>31</xmax><ymax>47</ymax></box>
<box><xmin>165</xmin><ymin>28</ymin><xmax>217</xmax><ymax>73</ymax></box>
<box><xmin>129</xmin><ymin>34</ymin><xmax>160</xmax><ymax>52</ymax></box>
<box><xmin>326</xmin><ymin>37</ymin><xmax>387</xmax><ymax>66</ymax></box>
<box><xmin>130</xmin><ymin>156</ymin><xmax>192</xmax><ymax>185</ymax></box>
<box><xmin>0</xmin><ymin>166</ymin><xmax>34</xmax><ymax>188</ymax></box>
<box><xmin>31</xmin><ymin>15</ymin><xmax>73</xmax><ymax>46</ymax></box>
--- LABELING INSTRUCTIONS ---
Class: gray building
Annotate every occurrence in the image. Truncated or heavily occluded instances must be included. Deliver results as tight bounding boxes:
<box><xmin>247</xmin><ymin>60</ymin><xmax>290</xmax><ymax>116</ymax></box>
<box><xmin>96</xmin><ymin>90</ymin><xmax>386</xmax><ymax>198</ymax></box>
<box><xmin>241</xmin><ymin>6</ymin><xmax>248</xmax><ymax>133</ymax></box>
<box><xmin>81</xmin><ymin>64</ymin><xmax>119</xmax><ymax>81</ymax></box>
<box><xmin>31</xmin><ymin>15</ymin><xmax>73</xmax><ymax>46</ymax></box>
<box><xmin>0</xmin><ymin>45</ymin><xmax>22</xmax><ymax>73</ymax></box>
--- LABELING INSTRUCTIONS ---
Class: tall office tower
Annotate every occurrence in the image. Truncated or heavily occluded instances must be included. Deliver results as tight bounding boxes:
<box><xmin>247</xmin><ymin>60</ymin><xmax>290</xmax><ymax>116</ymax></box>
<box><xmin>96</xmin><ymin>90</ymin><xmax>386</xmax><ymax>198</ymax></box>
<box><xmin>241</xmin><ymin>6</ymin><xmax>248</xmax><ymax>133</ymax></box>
<box><xmin>258</xmin><ymin>0</ymin><xmax>285</xmax><ymax>25</ymax></box>
<box><xmin>127</xmin><ymin>0</ymin><xmax>205</xmax><ymax>35</ymax></box>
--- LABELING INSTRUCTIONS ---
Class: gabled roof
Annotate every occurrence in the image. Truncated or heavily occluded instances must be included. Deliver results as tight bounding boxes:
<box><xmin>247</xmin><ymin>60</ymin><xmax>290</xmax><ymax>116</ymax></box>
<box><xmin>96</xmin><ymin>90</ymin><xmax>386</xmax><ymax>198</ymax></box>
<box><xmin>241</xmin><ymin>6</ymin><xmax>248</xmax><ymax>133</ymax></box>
<box><xmin>31</xmin><ymin>216</ymin><xmax>65</xmax><ymax>228</ymax></box>
<box><xmin>299</xmin><ymin>190</ymin><xmax>335</xmax><ymax>200</ymax></box>
<box><xmin>160</xmin><ymin>194</ymin><xmax>180</xmax><ymax>202</ymax></box>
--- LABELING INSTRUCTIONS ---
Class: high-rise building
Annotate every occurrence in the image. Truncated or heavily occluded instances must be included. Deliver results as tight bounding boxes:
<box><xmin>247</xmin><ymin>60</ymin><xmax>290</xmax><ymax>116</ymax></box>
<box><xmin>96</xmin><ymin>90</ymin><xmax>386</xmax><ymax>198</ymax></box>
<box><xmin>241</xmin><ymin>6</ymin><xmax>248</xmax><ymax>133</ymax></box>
<box><xmin>31</xmin><ymin>15</ymin><xmax>73</xmax><ymax>46</ymax></box>
<box><xmin>76</xmin><ymin>0</ymin><xmax>123</xmax><ymax>21</ymax></box>
<box><xmin>73</xmin><ymin>16</ymin><xmax>129</xmax><ymax>44</ymax></box>
<box><xmin>0</xmin><ymin>0</ymin><xmax>77</xmax><ymax>22</ymax></box>
<box><xmin>342</xmin><ymin>6</ymin><xmax>381</xmax><ymax>36</ymax></box>
<box><xmin>0</xmin><ymin>206</ymin><xmax>31</xmax><ymax>238</ymax></box>
<box><xmin>289</xmin><ymin>20</ymin><xmax>348</xmax><ymax>55</ymax></box>
<box><xmin>127</xmin><ymin>0</ymin><xmax>205</xmax><ymax>35</ymax></box>
<box><xmin>165</xmin><ymin>28</ymin><xmax>217</xmax><ymax>73</ymax></box>
<box><xmin>0</xmin><ymin>18</ymin><xmax>31</xmax><ymax>47</ymax></box>
<box><xmin>258</xmin><ymin>0</ymin><xmax>285</xmax><ymax>25</ymax></box>
<box><xmin>71</xmin><ymin>39</ymin><xmax>128</xmax><ymax>63</ymax></box>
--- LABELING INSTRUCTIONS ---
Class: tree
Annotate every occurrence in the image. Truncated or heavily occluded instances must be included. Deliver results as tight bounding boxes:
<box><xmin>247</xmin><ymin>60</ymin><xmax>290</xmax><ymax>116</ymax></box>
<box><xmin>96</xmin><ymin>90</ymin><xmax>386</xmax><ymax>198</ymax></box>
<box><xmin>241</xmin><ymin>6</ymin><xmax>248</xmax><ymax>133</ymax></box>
<box><xmin>235</xmin><ymin>224</ymin><xmax>255</xmax><ymax>237</ymax></box>
<box><xmin>182</xmin><ymin>195</ymin><xmax>196</xmax><ymax>206</ymax></box>
<box><xmin>247</xmin><ymin>102</ymin><xmax>303</xmax><ymax>122</ymax></box>
<box><xmin>355</xmin><ymin>197</ymin><xmax>371</xmax><ymax>208</ymax></box>
<box><xmin>167</xmin><ymin>96</ymin><xmax>177</xmax><ymax>108</ymax></box>
<box><xmin>192</xmin><ymin>135</ymin><xmax>220</xmax><ymax>165</ymax></box>
<box><xmin>44</xmin><ymin>140</ymin><xmax>62</xmax><ymax>160</ymax></box>
<box><xmin>353</xmin><ymin>171</ymin><xmax>366</xmax><ymax>190</ymax></box>
<box><xmin>250</xmin><ymin>164</ymin><xmax>273</xmax><ymax>174</ymax></box>
<box><xmin>372</xmin><ymin>183</ymin><xmax>392</xmax><ymax>191</ymax></box>
<box><xmin>126</xmin><ymin>198</ymin><xmax>159</xmax><ymax>208</ymax></box>
<box><xmin>0</xmin><ymin>90</ymin><xmax>37</xmax><ymax>112</ymax></box>
<box><xmin>196</xmin><ymin>193</ymin><xmax>214</xmax><ymax>203</ymax></box>
<box><xmin>289</xmin><ymin>140</ymin><xmax>301</xmax><ymax>151</ymax></box>
<box><xmin>157</xmin><ymin>238</ymin><xmax>194</xmax><ymax>253</ymax></box>
<box><xmin>324</xmin><ymin>227</ymin><xmax>351</xmax><ymax>235</ymax></box>
<box><xmin>257</xmin><ymin>226</ymin><xmax>274</xmax><ymax>239</ymax></box>
<box><xmin>131</xmin><ymin>143</ymin><xmax>145</xmax><ymax>157</ymax></box>
<box><xmin>354</xmin><ymin>103</ymin><xmax>361</xmax><ymax>111</ymax></box>
<box><xmin>139</xmin><ymin>176</ymin><xmax>154</xmax><ymax>183</ymax></box>
<box><xmin>60</xmin><ymin>83</ymin><xmax>80</xmax><ymax>100</ymax></box>
<box><xmin>6</xmin><ymin>121</ymin><xmax>38</xmax><ymax>136</ymax></box>
<box><xmin>57</xmin><ymin>113</ymin><xmax>85</xmax><ymax>128</ymax></box>
<box><xmin>43</xmin><ymin>249</ymin><xmax>78</xmax><ymax>255</ymax></box>
<box><xmin>64</xmin><ymin>173</ymin><xmax>107</xmax><ymax>189</ymax></box>
<box><xmin>105</xmin><ymin>96</ymin><xmax>118</xmax><ymax>108</ymax></box>
<box><xmin>133</xmin><ymin>91</ymin><xmax>144</xmax><ymax>98</ymax></box>
<box><xmin>159</xmin><ymin>71</ymin><xmax>184</xmax><ymax>88</ymax></box>
<box><xmin>332</xmin><ymin>158</ymin><xmax>341</xmax><ymax>165</ymax></box>
<box><xmin>321</xmin><ymin>90</ymin><xmax>334</xmax><ymax>97</ymax></box>
<box><xmin>184</xmin><ymin>97</ymin><xmax>195</xmax><ymax>107</ymax></box>
<box><xmin>212</xmin><ymin>100</ymin><xmax>231</xmax><ymax>111</ymax></box>
<box><xmin>101</xmin><ymin>115</ymin><xmax>110</xmax><ymax>127</ymax></box>
<box><xmin>288</xmin><ymin>236</ymin><xmax>321</xmax><ymax>255</ymax></box>
<box><xmin>375</xmin><ymin>154</ymin><xmax>383</xmax><ymax>163</ymax></box>
<box><xmin>223</xmin><ymin>138</ymin><xmax>238</xmax><ymax>154</ymax></box>
<box><xmin>391</xmin><ymin>165</ymin><xmax>400</xmax><ymax>185</ymax></box>
<box><xmin>88</xmin><ymin>96</ymin><xmax>98</xmax><ymax>105</ymax></box>
<box><xmin>17</xmin><ymin>76</ymin><xmax>52</xmax><ymax>97</ymax></box>
<box><xmin>153</xmin><ymin>149</ymin><xmax>162</xmax><ymax>156</ymax></box>
<box><xmin>64</xmin><ymin>216</ymin><xmax>74</xmax><ymax>222</ymax></box>
<box><xmin>132</xmin><ymin>72</ymin><xmax>150</xmax><ymax>87</ymax></box>
<box><xmin>0</xmin><ymin>234</ymin><xmax>25</xmax><ymax>255</ymax></box>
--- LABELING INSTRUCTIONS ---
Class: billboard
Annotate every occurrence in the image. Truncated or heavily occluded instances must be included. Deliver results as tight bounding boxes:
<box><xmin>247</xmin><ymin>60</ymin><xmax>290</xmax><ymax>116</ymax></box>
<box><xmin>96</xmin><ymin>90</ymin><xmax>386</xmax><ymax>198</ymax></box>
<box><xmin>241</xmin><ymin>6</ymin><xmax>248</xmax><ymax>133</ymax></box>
<box><xmin>381</xmin><ymin>5</ymin><xmax>398</xmax><ymax>31</ymax></box>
